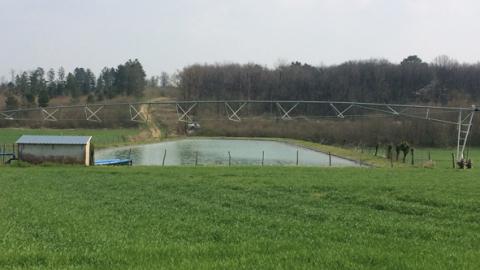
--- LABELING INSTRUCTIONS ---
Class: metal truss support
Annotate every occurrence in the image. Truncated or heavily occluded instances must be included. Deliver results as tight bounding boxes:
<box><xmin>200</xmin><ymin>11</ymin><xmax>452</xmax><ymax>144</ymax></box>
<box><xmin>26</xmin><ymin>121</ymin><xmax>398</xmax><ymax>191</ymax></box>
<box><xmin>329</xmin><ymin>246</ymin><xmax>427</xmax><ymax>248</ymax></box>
<box><xmin>84</xmin><ymin>106</ymin><xmax>103</xmax><ymax>122</ymax></box>
<box><xmin>386</xmin><ymin>105</ymin><xmax>400</xmax><ymax>115</ymax></box>
<box><xmin>41</xmin><ymin>108</ymin><xmax>58</xmax><ymax>121</ymax></box>
<box><xmin>276</xmin><ymin>102</ymin><xmax>299</xmax><ymax>120</ymax></box>
<box><xmin>354</xmin><ymin>104</ymin><xmax>398</xmax><ymax>115</ymax></box>
<box><xmin>329</xmin><ymin>103</ymin><xmax>354</xmax><ymax>118</ymax></box>
<box><xmin>129</xmin><ymin>104</ymin><xmax>148</xmax><ymax>122</ymax></box>
<box><xmin>1</xmin><ymin>111</ymin><xmax>15</xmax><ymax>120</ymax></box>
<box><xmin>176</xmin><ymin>103</ymin><xmax>197</xmax><ymax>122</ymax></box>
<box><xmin>456</xmin><ymin>106</ymin><xmax>476</xmax><ymax>160</ymax></box>
<box><xmin>225</xmin><ymin>102</ymin><xmax>247</xmax><ymax>122</ymax></box>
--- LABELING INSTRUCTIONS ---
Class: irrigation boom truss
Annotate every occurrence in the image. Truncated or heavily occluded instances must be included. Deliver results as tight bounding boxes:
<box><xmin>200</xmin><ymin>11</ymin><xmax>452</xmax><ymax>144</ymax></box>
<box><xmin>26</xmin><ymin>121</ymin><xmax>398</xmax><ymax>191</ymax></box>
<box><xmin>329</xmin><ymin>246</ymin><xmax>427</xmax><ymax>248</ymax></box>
<box><xmin>1</xmin><ymin>100</ymin><xmax>477</xmax><ymax>160</ymax></box>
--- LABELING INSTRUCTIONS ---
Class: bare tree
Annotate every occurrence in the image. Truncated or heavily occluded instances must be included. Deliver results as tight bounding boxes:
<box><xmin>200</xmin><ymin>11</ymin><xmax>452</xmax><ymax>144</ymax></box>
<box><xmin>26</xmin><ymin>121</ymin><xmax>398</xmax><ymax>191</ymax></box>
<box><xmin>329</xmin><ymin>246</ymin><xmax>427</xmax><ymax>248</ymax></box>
<box><xmin>160</xmin><ymin>72</ymin><xmax>170</xmax><ymax>87</ymax></box>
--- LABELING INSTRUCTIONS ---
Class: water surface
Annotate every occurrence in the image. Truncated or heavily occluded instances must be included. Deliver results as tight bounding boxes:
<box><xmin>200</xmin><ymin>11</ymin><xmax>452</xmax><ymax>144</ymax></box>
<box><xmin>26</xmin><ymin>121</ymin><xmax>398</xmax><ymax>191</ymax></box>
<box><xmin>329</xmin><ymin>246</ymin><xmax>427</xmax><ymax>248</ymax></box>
<box><xmin>96</xmin><ymin>139</ymin><xmax>360</xmax><ymax>166</ymax></box>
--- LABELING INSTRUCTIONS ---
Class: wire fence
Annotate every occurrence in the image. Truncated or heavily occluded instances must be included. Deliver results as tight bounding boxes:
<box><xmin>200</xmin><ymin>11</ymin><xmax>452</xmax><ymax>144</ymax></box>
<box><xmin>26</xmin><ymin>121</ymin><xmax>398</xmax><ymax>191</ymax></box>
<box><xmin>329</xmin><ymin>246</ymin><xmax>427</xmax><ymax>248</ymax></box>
<box><xmin>0</xmin><ymin>140</ymin><xmax>474</xmax><ymax>168</ymax></box>
<box><xmin>352</xmin><ymin>144</ymin><xmax>475</xmax><ymax>168</ymax></box>
<box><xmin>0</xmin><ymin>143</ymin><xmax>16</xmax><ymax>165</ymax></box>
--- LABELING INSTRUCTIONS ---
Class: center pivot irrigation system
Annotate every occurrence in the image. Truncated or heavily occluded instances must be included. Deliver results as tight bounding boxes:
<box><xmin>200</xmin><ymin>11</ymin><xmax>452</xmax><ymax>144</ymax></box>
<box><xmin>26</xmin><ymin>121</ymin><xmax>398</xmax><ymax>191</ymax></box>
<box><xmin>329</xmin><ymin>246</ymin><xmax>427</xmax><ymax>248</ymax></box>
<box><xmin>1</xmin><ymin>100</ymin><xmax>477</xmax><ymax>160</ymax></box>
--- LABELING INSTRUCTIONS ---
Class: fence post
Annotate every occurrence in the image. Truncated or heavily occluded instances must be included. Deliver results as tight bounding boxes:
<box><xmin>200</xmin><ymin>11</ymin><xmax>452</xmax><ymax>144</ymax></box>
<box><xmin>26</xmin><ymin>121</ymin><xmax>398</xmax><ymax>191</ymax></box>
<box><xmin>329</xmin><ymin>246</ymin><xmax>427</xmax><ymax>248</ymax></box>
<box><xmin>411</xmin><ymin>148</ymin><xmax>414</xmax><ymax>166</ymax></box>
<box><xmin>296</xmin><ymin>150</ymin><xmax>299</xmax><ymax>166</ymax></box>
<box><xmin>374</xmin><ymin>144</ymin><xmax>379</xmax><ymax>156</ymax></box>
<box><xmin>390</xmin><ymin>153</ymin><xmax>393</xmax><ymax>168</ymax></box>
<box><xmin>451</xmin><ymin>153</ymin><xmax>455</xmax><ymax>169</ymax></box>
<box><xmin>261</xmin><ymin>151</ymin><xmax>264</xmax><ymax>166</ymax></box>
<box><xmin>162</xmin><ymin>149</ymin><xmax>167</xmax><ymax>167</ymax></box>
<box><xmin>428</xmin><ymin>151</ymin><xmax>431</xmax><ymax>161</ymax></box>
<box><xmin>228</xmin><ymin>151</ymin><xmax>231</xmax><ymax>166</ymax></box>
<box><xmin>195</xmin><ymin>151</ymin><xmax>198</xmax><ymax>166</ymax></box>
<box><xmin>329</xmin><ymin>152</ymin><xmax>332</xmax><ymax>167</ymax></box>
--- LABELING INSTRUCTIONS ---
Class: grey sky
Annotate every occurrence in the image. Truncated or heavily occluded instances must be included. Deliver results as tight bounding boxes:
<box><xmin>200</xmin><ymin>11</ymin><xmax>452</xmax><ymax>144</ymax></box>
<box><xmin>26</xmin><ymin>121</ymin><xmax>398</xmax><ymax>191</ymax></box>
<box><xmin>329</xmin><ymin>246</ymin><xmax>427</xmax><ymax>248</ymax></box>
<box><xmin>1</xmin><ymin>0</ymin><xmax>479</xmax><ymax>79</ymax></box>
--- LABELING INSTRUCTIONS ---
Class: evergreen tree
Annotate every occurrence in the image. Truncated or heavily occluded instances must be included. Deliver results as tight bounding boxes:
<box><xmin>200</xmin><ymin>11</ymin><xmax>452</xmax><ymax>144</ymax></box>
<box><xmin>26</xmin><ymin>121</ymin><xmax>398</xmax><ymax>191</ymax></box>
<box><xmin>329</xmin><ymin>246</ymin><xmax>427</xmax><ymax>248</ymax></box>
<box><xmin>47</xmin><ymin>68</ymin><xmax>57</xmax><ymax>97</ymax></box>
<box><xmin>113</xmin><ymin>59</ymin><xmax>146</xmax><ymax>97</ymax></box>
<box><xmin>56</xmin><ymin>66</ymin><xmax>66</xmax><ymax>96</ymax></box>
<box><xmin>38</xmin><ymin>90</ymin><xmax>50</xmax><ymax>107</ymax></box>
<box><xmin>29</xmin><ymin>67</ymin><xmax>46</xmax><ymax>96</ymax></box>
<box><xmin>97</xmin><ymin>67</ymin><xmax>116</xmax><ymax>99</ymax></box>
<box><xmin>66</xmin><ymin>73</ymin><xmax>79</xmax><ymax>98</ymax></box>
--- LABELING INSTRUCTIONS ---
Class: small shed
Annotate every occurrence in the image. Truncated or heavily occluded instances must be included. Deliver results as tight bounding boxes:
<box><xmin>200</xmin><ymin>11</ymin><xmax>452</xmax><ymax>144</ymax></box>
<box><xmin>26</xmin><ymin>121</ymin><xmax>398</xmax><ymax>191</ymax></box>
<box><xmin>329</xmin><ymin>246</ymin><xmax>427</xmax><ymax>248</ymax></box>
<box><xmin>16</xmin><ymin>135</ymin><xmax>93</xmax><ymax>165</ymax></box>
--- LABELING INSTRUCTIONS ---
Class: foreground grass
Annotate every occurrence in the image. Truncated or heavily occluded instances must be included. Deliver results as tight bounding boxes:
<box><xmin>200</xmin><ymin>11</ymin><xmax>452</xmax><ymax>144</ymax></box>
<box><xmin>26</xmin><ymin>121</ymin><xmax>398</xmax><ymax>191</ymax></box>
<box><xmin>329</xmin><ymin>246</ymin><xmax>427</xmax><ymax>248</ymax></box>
<box><xmin>1</xmin><ymin>166</ymin><xmax>479</xmax><ymax>269</ymax></box>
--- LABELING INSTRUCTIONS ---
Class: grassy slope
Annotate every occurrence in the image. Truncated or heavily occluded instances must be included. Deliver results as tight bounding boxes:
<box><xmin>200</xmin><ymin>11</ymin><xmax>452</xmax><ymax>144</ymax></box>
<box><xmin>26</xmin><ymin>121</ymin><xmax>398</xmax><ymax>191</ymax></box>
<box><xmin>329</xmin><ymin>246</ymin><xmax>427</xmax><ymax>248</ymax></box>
<box><xmin>1</xmin><ymin>166</ymin><xmax>479</xmax><ymax>269</ymax></box>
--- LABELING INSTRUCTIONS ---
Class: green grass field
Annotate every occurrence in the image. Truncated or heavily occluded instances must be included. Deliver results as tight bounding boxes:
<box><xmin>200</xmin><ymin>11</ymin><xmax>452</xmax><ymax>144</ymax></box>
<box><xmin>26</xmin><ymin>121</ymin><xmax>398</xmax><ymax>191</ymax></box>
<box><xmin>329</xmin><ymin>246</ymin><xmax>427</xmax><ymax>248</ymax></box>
<box><xmin>1</xmin><ymin>166</ymin><xmax>479</xmax><ymax>269</ymax></box>
<box><xmin>0</xmin><ymin>128</ymin><xmax>141</xmax><ymax>147</ymax></box>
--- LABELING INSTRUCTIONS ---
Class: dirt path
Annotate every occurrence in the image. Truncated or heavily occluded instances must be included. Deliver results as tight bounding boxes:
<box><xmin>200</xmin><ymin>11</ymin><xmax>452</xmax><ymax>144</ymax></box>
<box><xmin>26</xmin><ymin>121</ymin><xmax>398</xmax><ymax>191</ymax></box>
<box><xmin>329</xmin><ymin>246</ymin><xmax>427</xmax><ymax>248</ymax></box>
<box><xmin>140</xmin><ymin>103</ymin><xmax>161</xmax><ymax>138</ymax></box>
<box><xmin>130</xmin><ymin>97</ymin><xmax>175</xmax><ymax>142</ymax></box>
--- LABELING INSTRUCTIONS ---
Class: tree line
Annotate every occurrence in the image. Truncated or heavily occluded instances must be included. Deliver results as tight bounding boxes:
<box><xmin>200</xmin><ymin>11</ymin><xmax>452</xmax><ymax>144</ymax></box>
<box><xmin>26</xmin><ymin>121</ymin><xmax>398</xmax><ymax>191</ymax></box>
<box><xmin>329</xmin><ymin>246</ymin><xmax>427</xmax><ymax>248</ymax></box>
<box><xmin>178</xmin><ymin>55</ymin><xmax>480</xmax><ymax>105</ymax></box>
<box><xmin>2</xmin><ymin>59</ymin><xmax>146</xmax><ymax>109</ymax></box>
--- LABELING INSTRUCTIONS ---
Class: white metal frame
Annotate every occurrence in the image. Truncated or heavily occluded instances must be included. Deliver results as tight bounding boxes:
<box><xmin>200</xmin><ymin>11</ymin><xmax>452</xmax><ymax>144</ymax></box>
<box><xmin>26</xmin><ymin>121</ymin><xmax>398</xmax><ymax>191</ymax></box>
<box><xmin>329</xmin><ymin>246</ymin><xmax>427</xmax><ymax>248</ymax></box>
<box><xmin>84</xmin><ymin>106</ymin><xmax>103</xmax><ymax>122</ymax></box>
<box><xmin>1</xmin><ymin>101</ymin><xmax>476</xmax><ymax>160</ymax></box>
<box><xmin>456</xmin><ymin>106</ymin><xmax>476</xmax><ymax>160</ymax></box>
<box><xmin>176</xmin><ymin>103</ymin><xmax>197</xmax><ymax>123</ymax></box>
<box><xmin>1</xmin><ymin>111</ymin><xmax>15</xmax><ymax>120</ymax></box>
<box><xmin>225</xmin><ymin>102</ymin><xmax>247</xmax><ymax>122</ymax></box>
<box><xmin>41</xmin><ymin>108</ymin><xmax>58</xmax><ymax>121</ymax></box>
<box><xmin>129</xmin><ymin>104</ymin><xmax>148</xmax><ymax>122</ymax></box>
<box><xmin>276</xmin><ymin>102</ymin><xmax>299</xmax><ymax>120</ymax></box>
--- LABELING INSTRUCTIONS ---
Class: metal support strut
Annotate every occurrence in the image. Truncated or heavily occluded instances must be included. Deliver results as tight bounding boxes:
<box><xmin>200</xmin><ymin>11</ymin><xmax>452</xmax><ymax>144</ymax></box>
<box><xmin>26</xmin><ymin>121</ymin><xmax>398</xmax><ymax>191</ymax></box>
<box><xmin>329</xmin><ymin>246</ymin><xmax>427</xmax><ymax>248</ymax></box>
<box><xmin>85</xmin><ymin>106</ymin><xmax>103</xmax><ymax>122</ymax></box>
<box><xmin>1</xmin><ymin>111</ymin><xmax>15</xmax><ymax>120</ymax></box>
<box><xmin>456</xmin><ymin>106</ymin><xmax>476</xmax><ymax>160</ymax></box>
<box><xmin>276</xmin><ymin>102</ymin><xmax>298</xmax><ymax>120</ymax></box>
<box><xmin>329</xmin><ymin>103</ymin><xmax>354</xmax><ymax>118</ymax></box>
<box><xmin>225</xmin><ymin>102</ymin><xmax>247</xmax><ymax>122</ymax></box>
<box><xmin>129</xmin><ymin>104</ymin><xmax>148</xmax><ymax>122</ymax></box>
<box><xmin>41</xmin><ymin>109</ymin><xmax>58</xmax><ymax>121</ymax></box>
<box><xmin>176</xmin><ymin>103</ymin><xmax>196</xmax><ymax>123</ymax></box>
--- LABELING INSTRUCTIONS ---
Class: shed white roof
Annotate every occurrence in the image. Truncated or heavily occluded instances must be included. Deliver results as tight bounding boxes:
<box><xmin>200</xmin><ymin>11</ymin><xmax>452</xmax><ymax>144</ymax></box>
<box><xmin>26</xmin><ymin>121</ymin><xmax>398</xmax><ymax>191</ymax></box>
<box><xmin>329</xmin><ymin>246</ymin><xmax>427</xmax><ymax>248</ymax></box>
<box><xmin>16</xmin><ymin>135</ymin><xmax>92</xmax><ymax>145</ymax></box>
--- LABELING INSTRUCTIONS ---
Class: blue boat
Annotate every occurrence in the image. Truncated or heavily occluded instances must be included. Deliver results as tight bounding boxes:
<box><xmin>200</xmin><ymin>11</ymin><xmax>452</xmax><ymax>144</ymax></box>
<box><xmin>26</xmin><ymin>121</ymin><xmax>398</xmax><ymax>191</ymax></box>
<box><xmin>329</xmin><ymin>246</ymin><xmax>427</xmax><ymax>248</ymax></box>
<box><xmin>95</xmin><ymin>159</ymin><xmax>132</xmax><ymax>166</ymax></box>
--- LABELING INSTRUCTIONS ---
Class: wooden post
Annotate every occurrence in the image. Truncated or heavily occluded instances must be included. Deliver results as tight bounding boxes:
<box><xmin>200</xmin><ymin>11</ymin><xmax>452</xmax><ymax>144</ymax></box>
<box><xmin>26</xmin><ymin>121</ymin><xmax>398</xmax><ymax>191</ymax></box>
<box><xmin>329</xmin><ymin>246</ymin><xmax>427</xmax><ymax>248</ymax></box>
<box><xmin>390</xmin><ymin>153</ymin><xmax>393</xmax><ymax>168</ymax></box>
<box><xmin>374</xmin><ymin>144</ymin><xmax>379</xmax><ymax>156</ymax></box>
<box><xmin>162</xmin><ymin>149</ymin><xmax>167</xmax><ymax>167</ymax></box>
<box><xmin>261</xmin><ymin>151</ymin><xmax>264</xmax><ymax>166</ymax></box>
<box><xmin>228</xmin><ymin>151</ymin><xmax>231</xmax><ymax>166</ymax></box>
<box><xmin>411</xmin><ymin>148</ymin><xmax>414</xmax><ymax>165</ymax></box>
<box><xmin>195</xmin><ymin>152</ymin><xmax>198</xmax><ymax>166</ymax></box>
<box><xmin>428</xmin><ymin>151</ymin><xmax>431</xmax><ymax>161</ymax></box>
<box><xmin>296</xmin><ymin>150</ymin><xmax>299</xmax><ymax>166</ymax></box>
<box><xmin>451</xmin><ymin>153</ymin><xmax>455</xmax><ymax>169</ymax></box>
<box><xmin>329</xmin><ymin>152</ymin><xmax>332</xmax><ymax>167</ymax></box>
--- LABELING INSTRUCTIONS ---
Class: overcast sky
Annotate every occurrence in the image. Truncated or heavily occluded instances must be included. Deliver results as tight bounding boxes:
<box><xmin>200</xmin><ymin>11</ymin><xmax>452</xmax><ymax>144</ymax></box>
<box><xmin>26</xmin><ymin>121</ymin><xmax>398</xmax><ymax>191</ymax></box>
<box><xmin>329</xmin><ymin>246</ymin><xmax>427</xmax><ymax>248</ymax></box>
<box><xmin>1</xmin><ymin>0</ymin><xmax>479</xmax><ymax>79</ymax></box>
